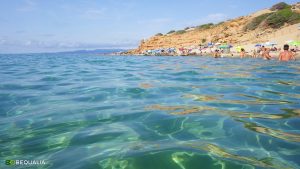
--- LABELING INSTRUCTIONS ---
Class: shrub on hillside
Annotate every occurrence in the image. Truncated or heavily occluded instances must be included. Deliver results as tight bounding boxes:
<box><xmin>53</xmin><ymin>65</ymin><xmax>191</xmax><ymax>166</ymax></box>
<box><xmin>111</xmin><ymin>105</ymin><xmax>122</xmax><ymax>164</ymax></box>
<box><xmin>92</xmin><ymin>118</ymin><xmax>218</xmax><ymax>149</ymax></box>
<box><xmin>216</xmin><ymin>21</ymin><xmax>224</xmax><ymax>26</ymax></box>
<box><xmin>265</xmin><ymin>8</ymin><xmax>293</xmax><ymax>28</ymax></box>
<box><xmin>270</xmin><ymin>2</ymin><xmax>290</xmax><ymax>11</ymax></box>
<box><xmin>288</xmin><ymin>12</ymin><xmax>300</xmax><ymax>24</ymax></box>
<box><xmin>175</xmin><ymin>30</ymin><xmax>186</xmax><ymax>34</ymax></box>
<box><xmin>196</xmin><ymin>23</ymin><xmax>214</xmax><ymax>30</ymax></box>
<box><xmin>167</xmin><ymin>30</ymin><xmax>176</xmax><ymax>34</ymax></box>
<box><xmin>244</xmin><ymin>13</ymin><xmax>273</xmax><ymax>31</ymax></box>
<box><xmin>155</xmin><ymin>33</ymin><xmax>163</xmax><ymax>36</ymax></box>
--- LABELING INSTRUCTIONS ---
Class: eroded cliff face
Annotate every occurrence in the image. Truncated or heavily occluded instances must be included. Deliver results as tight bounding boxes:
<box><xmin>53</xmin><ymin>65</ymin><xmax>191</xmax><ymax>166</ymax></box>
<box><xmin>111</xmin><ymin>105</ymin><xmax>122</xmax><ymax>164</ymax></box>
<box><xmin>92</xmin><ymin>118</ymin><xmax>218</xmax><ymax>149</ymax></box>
<box><xmin>128</xmin><ymin>3</ymin><xmax>300</xmax><ymax>54</ymax></box>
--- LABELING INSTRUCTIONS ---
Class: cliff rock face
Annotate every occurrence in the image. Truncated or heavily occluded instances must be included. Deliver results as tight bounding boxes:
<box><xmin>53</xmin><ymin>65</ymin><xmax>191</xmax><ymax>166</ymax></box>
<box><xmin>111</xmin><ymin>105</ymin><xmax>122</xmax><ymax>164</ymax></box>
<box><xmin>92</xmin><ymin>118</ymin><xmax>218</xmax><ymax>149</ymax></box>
<box><xmin>130</xmin><ymin>2</ymin><xmax>300</xmax><ymax>54</ymax></box>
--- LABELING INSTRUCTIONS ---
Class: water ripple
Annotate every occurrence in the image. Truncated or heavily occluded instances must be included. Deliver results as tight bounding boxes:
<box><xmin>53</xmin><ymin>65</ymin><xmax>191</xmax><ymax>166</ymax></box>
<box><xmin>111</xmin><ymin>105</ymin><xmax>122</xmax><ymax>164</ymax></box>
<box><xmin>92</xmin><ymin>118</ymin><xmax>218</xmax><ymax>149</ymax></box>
<box><xmin>0</xmin><ymin>54</ymin><xmax>300</xmax><ymax>169</ymax></box>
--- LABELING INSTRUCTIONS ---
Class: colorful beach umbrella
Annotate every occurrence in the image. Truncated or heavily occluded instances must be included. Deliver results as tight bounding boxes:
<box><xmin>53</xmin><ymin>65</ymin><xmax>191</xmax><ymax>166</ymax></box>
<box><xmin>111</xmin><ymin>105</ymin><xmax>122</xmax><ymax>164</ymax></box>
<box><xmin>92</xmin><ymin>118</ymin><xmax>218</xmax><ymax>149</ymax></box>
<box><xmin>236</xmin><ymin>46</ymin><xmax>243</xmax><ymax>52</ymax></box>
<box><xmin>219</xmin><ymin>44</ymin><xmax>231</xmax><ymax>49</ymax></box>
<box><xmin>289</xmin><ymin>41</ymin><xmax>300</xmax><ymax>46</ymax></box>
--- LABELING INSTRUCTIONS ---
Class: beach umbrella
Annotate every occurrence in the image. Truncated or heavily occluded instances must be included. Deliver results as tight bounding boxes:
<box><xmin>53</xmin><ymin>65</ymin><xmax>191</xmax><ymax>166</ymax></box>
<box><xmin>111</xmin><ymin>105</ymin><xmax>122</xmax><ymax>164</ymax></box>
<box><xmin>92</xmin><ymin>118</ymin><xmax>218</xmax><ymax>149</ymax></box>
<box><xmin>236</xmin><ymin>46</ymin><xmax>244</xmax><ymax>52</ymax></box>
<box><xmin>289</xmin><ymin>41</ymin><xmax>300</xmax><ymax>46</ymax></box>
<box><xmin>215</xmin><ymin>42</ymin><xmax>222</xmax><ymax>46</ymax></box>
<box><xmin>265</xmin><ymin>42</ymin><xmax>271</xmax><ymax>46</ymax></box>
<box><xmin>219</xmin><ymin>44</ymin><xmax>230</xmax><ymax>49</ymax></box>
<box><xmin>255</xmin><ymin>44</ymin><xmax>262</xmax><ymax>47</ymax></box>
<box><xmin>265</xmin><ymin>42</ymin><xmax>277</xmax><ymax>46</ymax></box>
<box><xmin>207</xmin><ymin>42</ymin><xmax>214</xmax><ymax>46</ymax></box>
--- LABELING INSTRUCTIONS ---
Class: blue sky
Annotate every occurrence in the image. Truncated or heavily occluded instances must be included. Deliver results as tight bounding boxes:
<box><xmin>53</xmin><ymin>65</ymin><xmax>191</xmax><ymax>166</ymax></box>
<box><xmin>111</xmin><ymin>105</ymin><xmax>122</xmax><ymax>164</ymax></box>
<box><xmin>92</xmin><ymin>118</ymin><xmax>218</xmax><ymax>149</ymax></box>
<box><xmin>0</xmin><ymin>0</ymin><xmax>298</xmax><ymax>53</ymax></box>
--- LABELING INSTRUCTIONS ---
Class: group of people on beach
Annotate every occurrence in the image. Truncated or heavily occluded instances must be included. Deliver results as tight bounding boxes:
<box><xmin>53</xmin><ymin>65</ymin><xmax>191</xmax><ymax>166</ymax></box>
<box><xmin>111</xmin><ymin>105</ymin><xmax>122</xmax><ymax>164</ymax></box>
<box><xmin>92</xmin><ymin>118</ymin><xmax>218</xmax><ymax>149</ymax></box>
<box><xmin>140</xmin><ymin>43</ymin><xmax>297</xmax><ymax>62</ymax></box>
<box><xmin>238</xmin><ymin>44</ymin><xmax>296</xmax><ymax>61</ymax></box>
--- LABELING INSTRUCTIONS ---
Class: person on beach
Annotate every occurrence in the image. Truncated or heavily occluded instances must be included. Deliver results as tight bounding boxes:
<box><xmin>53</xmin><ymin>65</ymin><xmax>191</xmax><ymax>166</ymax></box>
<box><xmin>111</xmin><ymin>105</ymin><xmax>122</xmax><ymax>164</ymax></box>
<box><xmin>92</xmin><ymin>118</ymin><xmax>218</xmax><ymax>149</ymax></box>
<box><xmin>260</xmin><ymin>46</ymin><xmax>265</xmax><ymax>58</ymax></box>
<box><xmin>214</xmin><ymin>49</ymin><xmax>221</xmax><ymax>58</ymax></box>
<box><xmin>262</xmin><ymin>47</ymin><xmax>271</xmax><ymax>60</ymax></box>
<box><xmin>279</xmin><ymin>44</ymin><xmax>296</xmax><ymax>61</ymax></box>
<box><xmin>252</xmin><ymin>49</ymin><xmax>257</xmax><ymax>58</ymax></box>
<box><xmin>240</xmin><ymin>48</ymin><xmax>246</xmax><ymax>58</ymax></box>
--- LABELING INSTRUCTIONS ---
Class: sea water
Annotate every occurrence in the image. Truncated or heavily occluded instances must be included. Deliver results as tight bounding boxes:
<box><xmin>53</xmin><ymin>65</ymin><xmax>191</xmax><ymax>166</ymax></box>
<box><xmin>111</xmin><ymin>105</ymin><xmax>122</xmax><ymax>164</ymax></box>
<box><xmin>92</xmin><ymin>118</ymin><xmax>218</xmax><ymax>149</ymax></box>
<box><xmin>0</xmin><ymin>53</ymin><xmax>300</xmax><ymax>169</ymax></box>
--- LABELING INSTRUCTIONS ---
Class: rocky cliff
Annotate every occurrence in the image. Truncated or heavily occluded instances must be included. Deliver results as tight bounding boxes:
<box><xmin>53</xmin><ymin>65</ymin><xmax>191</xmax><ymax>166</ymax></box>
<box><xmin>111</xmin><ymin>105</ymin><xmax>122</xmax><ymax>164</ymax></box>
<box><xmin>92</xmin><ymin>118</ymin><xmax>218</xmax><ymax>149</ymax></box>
<box><xmin>129</xmin><ymin>2</ymin><xmax>300</xmax><ymax>54</ymax></box>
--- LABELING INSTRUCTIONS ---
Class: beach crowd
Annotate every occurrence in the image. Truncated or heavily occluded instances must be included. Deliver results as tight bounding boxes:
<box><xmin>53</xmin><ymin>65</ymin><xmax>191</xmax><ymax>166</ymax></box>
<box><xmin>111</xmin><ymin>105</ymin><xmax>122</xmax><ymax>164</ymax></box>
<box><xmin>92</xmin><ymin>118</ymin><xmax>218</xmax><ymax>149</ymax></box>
<box><xmin>215</xmin><ymin>44</ymin><xmax>297</xmax><ymax>61</ymax></box>
<box><xmin>140</xmin><ymin>42</ymin><xmax>298</xmax><ymax>62</ymax></box>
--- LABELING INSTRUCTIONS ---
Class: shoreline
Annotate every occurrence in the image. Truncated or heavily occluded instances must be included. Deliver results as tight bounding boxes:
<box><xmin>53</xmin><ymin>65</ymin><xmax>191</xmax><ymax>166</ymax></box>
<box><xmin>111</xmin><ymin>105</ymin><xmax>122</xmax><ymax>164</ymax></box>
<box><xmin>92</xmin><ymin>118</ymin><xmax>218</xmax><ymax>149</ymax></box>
<box><xmin>115</xmin><ymin>51</ymin><xmax>300</xmax><ymax>59</ymax></box>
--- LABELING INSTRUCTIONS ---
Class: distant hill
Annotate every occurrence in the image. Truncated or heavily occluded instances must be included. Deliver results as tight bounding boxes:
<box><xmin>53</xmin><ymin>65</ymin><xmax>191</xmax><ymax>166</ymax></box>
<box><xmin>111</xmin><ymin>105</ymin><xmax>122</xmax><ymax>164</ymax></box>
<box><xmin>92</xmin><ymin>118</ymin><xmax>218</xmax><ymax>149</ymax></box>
<box><xmin>0</xmin><ymin>49</ymin><xmax>127</xmax><ymax>55</ymax></box>
<box><xmin>56</xmin><ymin>49</ymin><xmax>126</xmax><ymax>54</ymax></box>
<box><xmin>130</xmin><ymin>2</ymin><xmax>300</xmax><ymax>54</ymax></box>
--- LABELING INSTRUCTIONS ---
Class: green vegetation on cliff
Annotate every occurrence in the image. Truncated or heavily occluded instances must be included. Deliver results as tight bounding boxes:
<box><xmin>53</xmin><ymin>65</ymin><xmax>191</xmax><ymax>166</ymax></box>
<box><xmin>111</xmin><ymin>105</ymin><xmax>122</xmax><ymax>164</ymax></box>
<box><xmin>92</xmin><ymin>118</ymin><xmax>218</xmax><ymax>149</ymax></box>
<box><xmin>270</xmin><ymin>2</ymin><xmax>290</xmax><ymax>11</ymax></box>
<box><xmin>244</xmin><ymin>2</ymin><xmax>300</xmax><ymax>30</ymax></box>
<box><xmin>162</xmin><ymin>2</ymin><xmax>299</xmax><ymax>40</ymax></box>
<box><xmin>196</xmin><ymin>23</ymin><xmax>214</xmax><ymax>30</ymax></box>
<box><xmin>167</xmin><ymin>30</ymin><xmax>176</xmax><ymax>34</ymax></box>
<box><xmin>266</xmin><ymin>7</ymin><xmax>299</xmax><ymax>28</ymax></box>
<box><xmin>244</xmin><ymin>13</ymin><xmax>273</xmax><ymax>31</ymax></box>
<box><xmin>175</xmin><ymin>30</ymin><xmax>187</xmax><ymax>34</ymax></box>
<box><xmin>288</xmin><ymin>12</ymin><xmax>300</xmax><ymax>24</ymax></box>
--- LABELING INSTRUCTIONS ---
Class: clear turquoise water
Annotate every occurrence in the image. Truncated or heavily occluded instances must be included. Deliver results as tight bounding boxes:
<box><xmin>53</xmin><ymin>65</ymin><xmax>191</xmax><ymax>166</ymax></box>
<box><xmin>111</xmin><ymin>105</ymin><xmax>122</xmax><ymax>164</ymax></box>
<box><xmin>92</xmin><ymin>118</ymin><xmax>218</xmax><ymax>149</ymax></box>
<box><xmin>0</xmin><ymin>54</ymin><xmax>300</xmax><ymax>169</ymax></box>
